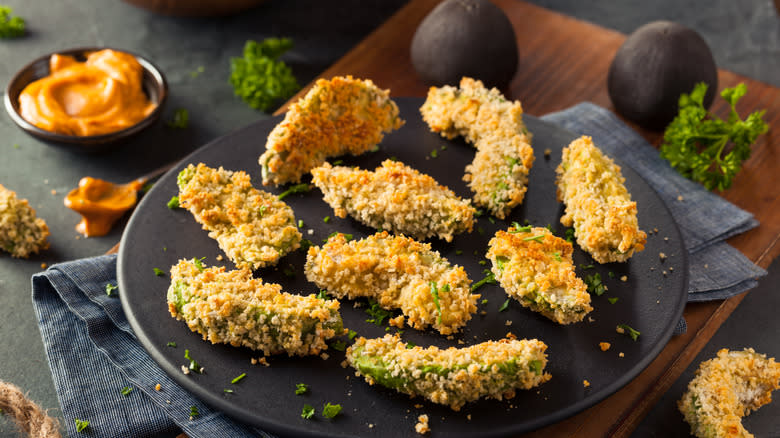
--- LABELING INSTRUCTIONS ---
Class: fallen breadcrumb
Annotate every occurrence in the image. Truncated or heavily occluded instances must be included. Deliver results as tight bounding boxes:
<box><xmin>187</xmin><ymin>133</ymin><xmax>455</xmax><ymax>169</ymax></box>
<box><xmin>415</xmin><ymin>414</ymin><xmax>430</xmax><ymax>435</ymax></box>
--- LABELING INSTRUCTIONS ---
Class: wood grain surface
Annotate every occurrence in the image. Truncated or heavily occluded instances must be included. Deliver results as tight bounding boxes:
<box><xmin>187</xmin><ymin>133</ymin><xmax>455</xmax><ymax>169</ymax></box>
<box><xmin>277</xmin><ymin>0</ymin><xmax>780</xmax><ymax>436</ymax></box>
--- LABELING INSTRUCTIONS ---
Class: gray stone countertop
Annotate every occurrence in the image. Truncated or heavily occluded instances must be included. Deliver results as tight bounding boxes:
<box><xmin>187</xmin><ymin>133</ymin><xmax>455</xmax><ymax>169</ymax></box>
<box><xmin>0</xmin><ymin>0</ymin><xmax>777</xmax><ymax>436</ymax></box>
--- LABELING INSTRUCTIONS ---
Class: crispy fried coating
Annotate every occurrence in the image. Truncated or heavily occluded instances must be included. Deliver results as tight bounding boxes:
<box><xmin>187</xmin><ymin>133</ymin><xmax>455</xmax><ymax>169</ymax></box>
<box><xmin>168</xmin><ymin>258</ymin><xmax>343</xmax><ymax>357</ymax></box>
<box><xmin>420</xmin><ymin>77</ymin><xmax>534</xmax><ymax>218</ymax></box>
<box><xmin>555</xmin><ymin>136</ymin><xmax>646</xmax><ymax>263</ymax></box>
<box><xmin>0</xmin><ymin>184</ymin><xmax>49</xmax><ymax>258</ymax></box>
<box><xmin>259</xmin><ymin>75</ymin><xmax>404</xmax><ymax>186</ymax></box>
<box><xmin>487</xmin><ymin>226</ymin><xmax>592</xmax><ymax>324</ymax></box>
<box><xmin>177</xmin><ymin>163</ymin><xmax>301</xmax><ymax>270</ymax></box>
<box><xmin>346</xmin><ymin>334</ymin><xmax>551</xmax><ymax>411</ymax></box>
<box><xmin>311</xmin><ymin>160</ymin><xmax>475</xmax><ymax>242</ymax></box>
<box><xmin>678</xmin><ymin>348</ymin><xmax>780</xmax><ymax>438</ymax></box>
<box><xmin>305</xmin><ymin>232</ymin><xmax>477</xmax><ymax>335</ymax></box>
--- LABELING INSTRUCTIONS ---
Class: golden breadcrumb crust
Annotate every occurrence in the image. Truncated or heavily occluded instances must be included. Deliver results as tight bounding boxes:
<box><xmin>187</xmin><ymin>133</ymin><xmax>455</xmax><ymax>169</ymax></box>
<box><xmin>678</xmin><ymin>348</ymin><xmax>780</xmax><ymax>438</ymax></box>
<box><xmin>305</xmin><ymin>231</ymin><xmax>478</xmax><ymax>335</ymax></box>
<box><xmin>311</xmin><ymin>160</ymin><xmax>475</xmax><ymax>242</ymax></box>
<box><xmin>177</xmin><ymin>163</ymin><xmax>301</xmax><ymax>269</ymax></box>
<box><xmin>555</xmin><ymin>136</ymin><xmax>646</xmax><ymax>263</ymax></box>
<box><xmin>259</xmin><ymin>75</ymin><xmax>404</xmax><ymax>186</ymax></box>
<box><xmin>487</xmin><ymin>226</ymin><xmax>592</xmax><ymax>324</ymax></box>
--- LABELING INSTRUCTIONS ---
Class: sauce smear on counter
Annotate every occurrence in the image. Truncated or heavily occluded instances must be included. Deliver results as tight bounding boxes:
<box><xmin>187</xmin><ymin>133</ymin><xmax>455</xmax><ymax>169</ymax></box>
<box><xmin>65</xmin><ymin>177</ymin><xmax>143</xmax><ymax>237</ymax></box>
<box><xmin>19</xmin><ymin>49</ymin><xmax>155</xmax><ymax>136</ymax></box>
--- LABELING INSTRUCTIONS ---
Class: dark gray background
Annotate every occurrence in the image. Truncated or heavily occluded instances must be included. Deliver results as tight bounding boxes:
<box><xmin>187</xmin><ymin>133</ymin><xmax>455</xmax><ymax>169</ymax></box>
<box><xmin>0</xmin><ymin>0</ymin><xmax>777</xmax><ymax>436</ymax></box>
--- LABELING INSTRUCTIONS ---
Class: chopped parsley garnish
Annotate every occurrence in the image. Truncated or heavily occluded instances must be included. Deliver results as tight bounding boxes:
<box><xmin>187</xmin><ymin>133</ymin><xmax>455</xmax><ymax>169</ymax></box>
<box><xmin>120</xmin><ymin>386</ymin><xmax>133</xmax><ymax>396</ymax></box>
<box><xmin>528</xmin><ymin>359</ymin><xmax>543</xmax><ymax>375</ymax></box>
<box><xmin>481</xmin><ymin>299</ymin><xmax>488</xmax><ymax>305</ymax></box>
<box><xmin>495</xmin><ymin>255</ymin><xmax>508</xmax><ymax>271</ymax></box>
<box><xmin>660</xmin><ymin>82</ymin><xmax>768</xmax><ymax>191</ymax></box>
<box><xmin>430</xmin><ymin>149</ymin><xmax>438</xmax><ymax>158</ymax></box>
<box><xmin>300</xmin><ymin>238</ymin><xmax>314</xmax><ymax>251</ymax></box>
<box><xmin>429</xmin><ymin>281</ymin><xmax>442</xmax><ymax>324</ymax></box>
<box><xmin>0</xmin><ymin>6</ymin><xmax>25</xmax><ymax>38</ymax></box>
<box><xmin>231</xmin><ymin>373</ymin><xmax>247</xmax><ymax>384</ymax></box>
<box><xmin>153</xmin><ymin>268</ymin><xmax>166</xmax><ymax>277</ymax></box>
<box><xmin>471</xmin><ymin>269</ymin><xmax>496</xmax><ymax>292</ymax></box>
<box><xmin>365</xmin><ymin>300</ymin><xmax>393</xmax><ymax>326</ymax></box>
<box><xmin>608</xmin><ymin>271</ymin><xmax>616</xmax><ymax>279</ymax></box>
<box><xmin>510</xmin><ymin>222</ymin><xmax>532</xmax><ymax>233</ymax></box>
<box><xmin>166</xmin><ymin>108</ymin><xmax>189</xmax><ymax>129</ymax></box>
<box><xmin>278</xmin><ymin>183</ymin><xmax>311</xmax><ymax>200</ymax></box>
<box><xmin>498</xmin><ymin>299</ymin><xmax>510</xmax><ymax>312</ymax></box>
<box><xmin>229</xmin><ymin>38</ymin><xmax>299</xmax><ymax>112</ymax></box>
<box><xmin>347</xmin><ymin>329</ymin><xmax>358</xmax><ymax>340</ymax></box>
<box><xmin>184</xmin><ymin>349</ymin><xmax>202</xmax><ymax>373</ymax></box>
<box><xmin>441</xmin><ymin>283</ymin><xmax>451</xmax><ymax>292</ymax></box>
<box><xmin>477</xmin><ymin>226</ymin><xmax>485</xmax><ymax>235</ymax></box>
<box><xmin>167</xmin><ymin>341</ymin><xmax>177</xmax><ymax>347</ymax></box>
<box><xmin>223</xmin><ymin>389</ymin><xmax>234</xmax><ymax>394</ymax></box>
<box><xmin>330</xmin><ymin>340</ymin><xmax>346</xmax><ymax>351</ymax></box>
<box><xmin>317</xmin><ymin>290</ymin><xmax>329</xmax><ymax>299</ymax></box>
<box><xmin>295</xmin><ymin>383</ymin><xmax>309</xmax><ymax>395</ymax></box>
<box><xmin>608</xmin><ymin>297</ymin><xmax>619</xmax><ymax>304</ymax></box>
<box><xmin>105</xmin><ymin>283</ymin><xmax>118</xmax><ymax>297</ymax></box>
<box><xmin>370</xmin><ymin>145</ymin><xmax>380</xmax><ymax>153</ymax></box>
<box><xmin>585</xmin><ymin>273</ymin><xmax>605</xmax><ymax>296</ymax></box>
<box><xmin>455</xmin><ymin>249</ymin><xmax>463</xmax><ymax>255</ymax></box>
<box><xmin>332</xmin><ymin>159</ymin><xmax>344</xmax><ymax>166</ymax></box>
<box><xmin>301</xmin><ymin>404</ymin><xmax>315</xmax><ymax>419</ymax></box>
<box><xmin>523</xmin><ymin>234</ymin><xmax>545</xmax><ymax>242</ymax></box>
<box><xmin>565</xmin><ymin>228</ymin><xmax>575</xmax><ymax>243</ymax></box>
<box><xmin>478</xmin><ymin>260</ymin><xmax>487</xmax><ymax>265</ymax></box>
<box><xmin>618</xmin><ymin>324</ymin><xmax>641</xmax><ymax>341</ymax></box>
<box><xmin>297</xmin><ymin>219</ymin><xmax>304</xmax><ymax>228</ymax></box>
<box><xmin>580</xmin><ymin>264</ymin><xmax>595</xmax><ymax>270</ymax></box>
<box><xmin>258</xmin><ymin>205</ymin><xmax>267</xmax><ymax>216</ymax></box>
<box><xmin>323</xmin><ymin>216</ymin><xmax>331</xmax><ymax>223</ymax></box>
<box><xmin>74</xmin><ymin>418</ymin><xmax>90</xmax><ymax>433</ymax></box>
<box><xmin>192</xmin><ymin>256</ymin><xmax>206</xmax><ymax>271</ymax></box>
<box><xmin>322</xmin><ymin>402</ymin><xmax>342</xmax><ymax>419</ymax></box>
<box><xmin>141</xmin><ymin>182</ymin><xmax>154</xmax><ymax>193</ymax></box>
<box><xmin>167</xmin><ymin>196</ymin><xmax>180</xmax><ymax>209</ymax></box>
<box><xmin>488</xmin><ymin>216</ymin><xmax>495</xmax><ymax>224</ymax></box>
<box><xmin>189</xmin><ymin>405</ymin><xmax>199</xmax><ymax>419</ymax></box>
<box><xmin>405</xmin><ymin>342</ymin><xmax>416</xmax><ymax>349</ymax></box>
<box><xmin>190</xmin><ymin>65</ymin><xmax>205</xmax><ymax>78</ymax></box>
<box><xmin>552</xmin><ymin>252</ymin><xmax>562</xmax><ymax>262</ymax></box>
<box><xmin>474</xmin><ymin>209</ymin><xmax>484</xmax><ymax>217</ymax></box>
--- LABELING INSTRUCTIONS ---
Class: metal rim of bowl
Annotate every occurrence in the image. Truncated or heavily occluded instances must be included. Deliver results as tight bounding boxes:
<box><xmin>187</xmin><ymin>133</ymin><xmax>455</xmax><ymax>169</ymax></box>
<box><xmin>4</xmin><ymin>47</ymin><xmax>168</xmax><ymax>146</ymax></box>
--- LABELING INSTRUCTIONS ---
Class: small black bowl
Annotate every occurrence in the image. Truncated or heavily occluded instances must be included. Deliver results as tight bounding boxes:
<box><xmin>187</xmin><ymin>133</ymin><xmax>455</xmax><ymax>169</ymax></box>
<box><xmin>4</xmin><ymin>47</ymin><xmax>168</xmax><ymax>152</ymax></box>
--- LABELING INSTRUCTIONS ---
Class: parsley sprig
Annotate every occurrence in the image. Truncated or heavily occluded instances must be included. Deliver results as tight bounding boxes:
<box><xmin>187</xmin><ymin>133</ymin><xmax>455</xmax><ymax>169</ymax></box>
<box><xmin>660</xmin><ymin>82</ymin><xmax>768</xmax><ymax>191</ymax></box>
<box><xmin>0</xmin><ymin>6</ymin><xmax>24</xmax><ymax>38</ymax></box>
<box><xmin>229</xmin><ymin>38</ymin><xmax>299</xmax><ymax>112</ymax></box>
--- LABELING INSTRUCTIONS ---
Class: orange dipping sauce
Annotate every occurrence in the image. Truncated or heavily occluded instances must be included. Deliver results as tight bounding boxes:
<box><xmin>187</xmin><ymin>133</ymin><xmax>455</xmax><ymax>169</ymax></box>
<box><xmin>65</xmin><ymin>177</ymin><xmax>143</xmax><ymax>237</ymax></box>
<box><xmin>18</xmin><ymin>49</ymin><xmax>156</xmax><ymax>136</ymax></box>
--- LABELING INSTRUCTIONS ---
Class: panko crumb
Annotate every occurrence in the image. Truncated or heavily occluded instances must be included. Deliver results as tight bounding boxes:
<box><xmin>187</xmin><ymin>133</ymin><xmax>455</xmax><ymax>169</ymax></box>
<box><xmin>619</xmin><ymin>352</ymin><xmax>625</xmax><ymax>358</ymax></box>
<box><xmin>40</xmin><ymin>263</ymin><xmax>47</xmax><ymax>269</ymax></box>
<box><xmin>321</xmin><ymin>353</ymin><xmax>330</xmax><ymax>360</ymax></box>
<box><xmin>155</xmin><ymin>383</ymin><xmax>162</xmax><ymax>391</ymax></box>
<box><xmin>677</xmin><ymin>195</ymin><xmax>684</xmax><ymax>201</ymax></box>
<box><xmin>216</xmin><ymin>255</ymin><xmax>223</xmax><ymax>261</ymax></box>
<box><xmin>588</xmin><ymin>317</ymin><xmax>596</xmax><ymax>323</ymax></box>
<box><xmin>583</xmin><ymin>380</ymin><xmax>590</xmax><ymax>388</ymax></box>
<box><xmin>181</xmin><ymin>365</ymin><xmax>190</xmax><ymax>375</ymax></box>
<box><xmin>544</xmin><ymin>148</ymin><xmax>551</xmax><ymax>158</ymax></box>
<box><xmin>257</xmin><ymin>357</ymin><xmax>270</xmax><ymax>367</ymax></box>
<box><xmin>341</xmin><ymin>360</ymin><xmax>348</xmax><ymax>368</ymax></box>
<box><xmin>467</xmin><ymin>414</ymin><xmax>472</xmax><ymax>421</ymax></box>
<box><xmin>599</xmin><ymin>342</ymin><xmax>611</xmax><ymax>351</ymax></box>
<box><xmin>620</xmin><ymin>275</ymin><xmax>628</xmax><ymax>282</ymax></box>
<box><xmin>616</xmin><ymin>326</ymin><xmax>625</xmax><ymax>334</ymax></box>
<box><xmin>414</xmin><ymin>404</ymin><xmax>423</xmax><ymax>409</ymax></box>
<box><xmin>415</xmin><ymin>414</ymin><xmax>430</xmax><ymax>435</ymax></box>
<box><xmin>458</xmin><ymin>339</ymin><xmax>465</xmax><ymax>345</ymax></box>
<box><xmin>251</xmin><ymin>358</ymin><xmax>258</xmax><ymax>365</ymax></box>
<box><xmin>659</xmin><ymin>252</ymin><xmax>667</xmax><ymax>261</ymax></box>
<box><xmin>505</xmin><ymin>320</ymin><xmax>513</xmax><ymax>326</ymax></box>
<box><xmin>389</xmin><ymin>315</ymin><xmax>405</xmax><ymax>328</ymax></box>
<box><xmin>505</xmin><ymin>332</ymin><xmax>517</xmax><ymax>340</ymax></box>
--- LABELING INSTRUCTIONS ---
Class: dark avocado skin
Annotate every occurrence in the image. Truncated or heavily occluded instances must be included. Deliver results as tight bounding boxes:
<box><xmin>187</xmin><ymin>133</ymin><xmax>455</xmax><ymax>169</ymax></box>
<box><xmin>411</xmin><ymin>0</ymin><xmax>518</xmax><ymax>89</ymax></box>
<box><xmin>608</xmin><ymin>21</ymin><xmax>717</xmax><ymax>131</ymax></box>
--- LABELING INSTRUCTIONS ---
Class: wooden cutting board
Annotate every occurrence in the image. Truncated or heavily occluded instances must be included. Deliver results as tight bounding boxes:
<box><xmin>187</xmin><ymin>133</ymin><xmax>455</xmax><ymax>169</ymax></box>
<box><xmin>277</xmin><ymin>0</ymin><xmax>780</xmax><ymax>436</ymax></box>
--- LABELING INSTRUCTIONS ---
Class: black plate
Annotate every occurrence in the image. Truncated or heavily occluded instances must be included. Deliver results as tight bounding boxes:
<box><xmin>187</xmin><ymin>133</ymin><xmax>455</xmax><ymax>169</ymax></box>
<box><xmin>118</xmin><ymin>98</ymin><xmax>687</xmax><ymax>438</ymax></box>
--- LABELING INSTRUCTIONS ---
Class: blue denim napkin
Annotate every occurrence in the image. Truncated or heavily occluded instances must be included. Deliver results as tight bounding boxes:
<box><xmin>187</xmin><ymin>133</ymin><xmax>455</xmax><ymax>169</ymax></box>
<box><xmin>31</xmin><ymin>102</ymin><xmax>766</xmax><ymax>437</ymax></box>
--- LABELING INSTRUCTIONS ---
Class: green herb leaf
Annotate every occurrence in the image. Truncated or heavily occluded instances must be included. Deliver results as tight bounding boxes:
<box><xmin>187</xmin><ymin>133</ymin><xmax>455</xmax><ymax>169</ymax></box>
<box><xmin>495</xmin><ymin>255</ymin><xmax>509</xmax><ymax>271</ymax></box>
<box><xmin>565</xmin><ymin>228</ymin><xmax>575</xmax><ymax>243</ymax></box>
<box><xmin>229</xmin><ymin>38</ymin><xmax>299</xmax><ymax>112</ymax></box>
<box><xmin>498</xmin><ymin>299</ymin><xmax>510</xmax><ymax>312</ymax></box>
<box><xmin>105</xmin><ymin>283</ymin><xmax>118</xmax><ymax>297</ymax></box>
<box><xmin>660</xmin><ymin>82</ymin><xmax>768</xmax><ymax>191</ymax></box>
<box><xmin>167</xmin><ymin>196</ymin><xmax>180</xmax><ymax>209</ymax></box>
<box><xmin>365</xmin><ymin>300</ymin><xmax>393</xmax><ymax>326</ymax></box>
<box><xmin>301</xmin><ymin>404</ymin><xmax>315</xmax><ymax>419</ymax></box>
<box><xmin>223</xmin><ymin>389</ymin><xmax>234</xmax><ymax>394</ymax></box>
<box><xmin>580</xmin><ymin>264</ymin><xmax>595</xmax><ymax>270</ymax></box>
<box><xmin>552</xmin><ymin>252</ymin><xmax>562</xmax><ymax>262</ymax></box>
<box><xmin>317</xmin><ymin>290</ymin><xmax>329</xmax><ymax>300</ymax></box>
<box><xmin>441</xmin><ymin>284</ymin><xmax>451</xmax><ymax>292</ymax></box>
<box><xmin>455</xmin><ymin>249</ymin><xmax>463</xmax><ymax>255</ymax></box>
<box><xmin>192</xmin><ymin>257</ymin><xmax>206</xmax><ymax>271</ymax></box>
<box><xmin>405</xmin><ymin>342</ymin><xmax>415</xmax><ymax>349</ymax></box>
<box><xmin>510</xmin><ymin>222</ymin><xmax>532</xmax><ymax>233</ymax></box>
<box><xmin>618</xmin><ymin>324</ymin><xmax>641</xmax><ymax>341</ymax></box>
<box><xmin>295</xmin><ymin>383</ymin><xmax>309</xmax><ymax>395</ymax></box>
<box><xmin>231</xmin><ymin>373</ymin><xmax>247</xmax><ymax>384</ymax></box>
<box><xmin>481</xmin><ymin>299</ymin><xmax>488</xmax><ymax>305</ymax></box>
<box><xmin>322</xmin><ymin>402</ymin><xmax>342</xmax><ymax>419</ymax></box>
<box><xmin>153</xmin><ymin>268</ymin><xmax>166</xmax><ymax>277</ymax></box>
<box><xmin>585</xmin><ymin>273</ymin><xmax>605</xmax><ymax>296</ymax></box>
<box><xmin>74</xmin><ymin>418</ymin><xmax>90</xmax><ymax>433</ymax></box>
<box><xmin>528</xmin><ymin>359</ymin><xmax>543</xmax><ymax>375</ymax></box>
<box><xmin>120</xmin><ymin>386</ymin><xmax>133</xmax><ymax>396</ymax></box>
<box><xmin>323</xmin><ymin>216</ymin><xmax>331</xmax><ymax>223</ymax></box>
<box><xmin>167</xmin><ymin>341</ymin><xmax>177</xmax><ymax>348</ymax></box>
<box><xmin>277</xmin><ymin>183</ymin><xmax>310</xmax><ymax>200</ymax></box>
<box><xmin>608</xmin><ymin>297</ymin><xmax>619</xmax><ymax>304</ymax></box>
<box><xmin>471</xmin><ymin>271</ymin><xmax>496</xmax><ymax>292</ymax></box>
<box><xmin>184</xmin><ymin>349</ymin><xmax>202</xmax><ymax>373</ymax></box>
<box><xmin>297</xmin><ymin>219</ymin><xmax>304</xmax><ymax>228</ymax></box>
<box><xmin>347</xmin><ymin>329</ymin><xmax>358</xmax><ymax>340</ymax></box>
<box><xmin>330</xmin><ymin>340</ymin><xmax>346</xmax><ymax>351</ymax></box>
<box><xmin>189</xmin><ymin>405</ymin><xmax>199</xmax><ymax>419</ymax></box>
<box><xmin>608</xmin><ymin>271</ymin><xmax>616</xmax><ymax>279</ymax></box>
<box><xmin>523</xmin><ymin>234</ymin><xmax>545</xmax><ymax>242</ymax></box>
<box><xmin>0</xmin><ymin>7</ymin><xmax>25</xmax><ymax>38</ymax></box>
<box><xmin>167</xmin><ymin>108</ymin><xmax>189</xmax><ymax>129</ymax></box>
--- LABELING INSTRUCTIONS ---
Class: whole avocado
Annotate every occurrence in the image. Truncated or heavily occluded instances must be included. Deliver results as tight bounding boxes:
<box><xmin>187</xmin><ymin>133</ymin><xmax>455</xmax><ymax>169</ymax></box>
<box><xmin>411</xmin><ymin>0</ymin><xmax>518</xmax><ymax>89</ymax></box>
<box><xmin>607</xmin><ymin>21</ymin><xmax>718</xmax><ymax>130</ymax></box>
